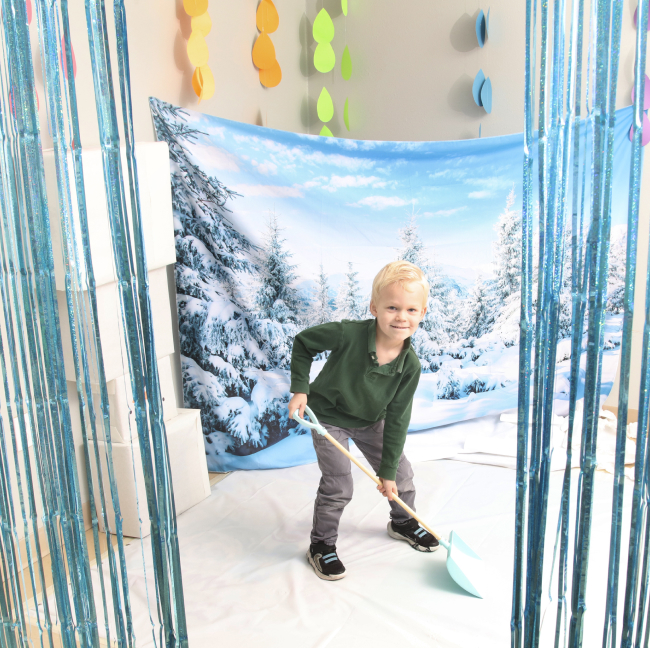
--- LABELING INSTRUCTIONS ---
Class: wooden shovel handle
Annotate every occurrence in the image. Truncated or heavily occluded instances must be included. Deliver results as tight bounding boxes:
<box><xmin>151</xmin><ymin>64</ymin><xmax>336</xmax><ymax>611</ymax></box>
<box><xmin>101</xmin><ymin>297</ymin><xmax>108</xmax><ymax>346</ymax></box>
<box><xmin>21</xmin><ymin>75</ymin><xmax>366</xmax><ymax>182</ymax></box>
<box><xmin>322</xmin><ymin>431</ymin><xmax>441</xmax><ymax>541</ymax></box>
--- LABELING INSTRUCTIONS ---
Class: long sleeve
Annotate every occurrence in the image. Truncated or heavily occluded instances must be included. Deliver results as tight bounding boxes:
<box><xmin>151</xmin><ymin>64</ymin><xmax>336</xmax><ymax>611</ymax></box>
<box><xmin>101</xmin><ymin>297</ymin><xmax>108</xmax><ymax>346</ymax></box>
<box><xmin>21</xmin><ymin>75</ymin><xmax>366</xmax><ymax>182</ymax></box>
<box><xmin>377</xmin><ymin>364</ymin><xmax>421</xmax><ymax>480</ymax></box>
<box><xmin>290</xmin><ymin>322</ymin><xmax>342</xmax><ymax>394</ymax></box>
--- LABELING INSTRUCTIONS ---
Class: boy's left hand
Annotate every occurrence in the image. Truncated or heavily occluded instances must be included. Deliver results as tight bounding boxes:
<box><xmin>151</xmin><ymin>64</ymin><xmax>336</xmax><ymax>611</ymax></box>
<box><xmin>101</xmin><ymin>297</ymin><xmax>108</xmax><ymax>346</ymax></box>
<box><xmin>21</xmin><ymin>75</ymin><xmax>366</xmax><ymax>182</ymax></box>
<box><xmin>377</xmin><ymin>478</ymin><xmax>398</xmax><ymax>501</ymax></box>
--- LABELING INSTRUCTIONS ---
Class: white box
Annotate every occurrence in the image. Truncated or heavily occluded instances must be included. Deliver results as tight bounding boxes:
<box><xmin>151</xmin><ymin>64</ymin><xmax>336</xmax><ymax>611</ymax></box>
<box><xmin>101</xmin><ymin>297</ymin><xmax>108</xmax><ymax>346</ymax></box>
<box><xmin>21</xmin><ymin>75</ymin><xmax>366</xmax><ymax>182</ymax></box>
<box><xmin>88</xmin><ymin>354</ymin><xmax>178</xmax><ymax>445</ymax></box>
<box><xmin>44</xmin><ymin>142</ymin><xmax>176</xmax><ymax>291</ymax></box>
<box><xmin>57</xmin><ymin>266</ymin><xmax>175</xmax><ymax>383</ymax></box>
<box><xmin>88</xmin><ymin>408</ymin><xmax>210</xmax><ymax>538</ymax></box>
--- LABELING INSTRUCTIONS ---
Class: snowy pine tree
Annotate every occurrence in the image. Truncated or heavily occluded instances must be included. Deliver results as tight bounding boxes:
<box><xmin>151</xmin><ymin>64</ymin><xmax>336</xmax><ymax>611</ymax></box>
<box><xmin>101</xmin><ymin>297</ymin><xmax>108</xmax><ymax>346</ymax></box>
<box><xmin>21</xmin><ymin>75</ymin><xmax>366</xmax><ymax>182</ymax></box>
<box><xmin>255</xmin><ymin>213</ymin><xmax>300</xmax><ymax>323</ymax></box>
<box><xmin>463</xmin><ymin>276</ymin><xmax>496</xmax><ymax>339</ymax></box>
<box><xmin>150</xmin><ymin>98</ymin><xmax>294</xmax><ymax>464</ymax></box>
<box><xmin>607</xmin><ymin>228</ymin><xmax>627</xmax><ymax>314</ymax></box>
<box><xmin>488</xmin><ymin>189</ymin><xmax>523</xmax><ymax>345</ymax></box>
<box><xmin>310</xmin><ymin>263</ymin><xmax>334</xmax><ymax>325</ymax></box>
<box><xmin>336</xmin><ymin>262</ymin><xmax>364</xmax><ymax>320</ymax></box>
<box><xmin>251</xmin><ymin>213</ymin><xmax>301</xmax><ymax>369</ymax></box>
<box><xmin>493</xmin><ymin>187</ymin><xmax>522</xmax><ymax>301</ymax></box>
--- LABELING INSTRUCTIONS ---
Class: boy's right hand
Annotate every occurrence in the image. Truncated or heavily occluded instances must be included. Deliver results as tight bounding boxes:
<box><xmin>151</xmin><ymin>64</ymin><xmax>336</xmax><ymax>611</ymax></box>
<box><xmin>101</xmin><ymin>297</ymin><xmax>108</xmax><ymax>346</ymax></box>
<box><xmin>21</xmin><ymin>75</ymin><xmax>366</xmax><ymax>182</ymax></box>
<box><xmin>288</xmin><ymin>393</ymin><xmax>308</xmax><ymax>421</ymax></box>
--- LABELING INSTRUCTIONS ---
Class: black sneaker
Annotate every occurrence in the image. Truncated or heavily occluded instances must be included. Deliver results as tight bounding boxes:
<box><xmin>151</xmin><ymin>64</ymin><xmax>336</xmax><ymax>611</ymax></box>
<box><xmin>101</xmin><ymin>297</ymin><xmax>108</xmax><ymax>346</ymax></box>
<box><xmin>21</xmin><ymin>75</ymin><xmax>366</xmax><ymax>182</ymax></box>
<box><xmin>388</xmin><ymin>519</ymin><xmax>439</xmax><ymax>552</ymax></box>
<box><xmin>307</xmin><ymin>542</ymin><xmax>346</xmax><ymax>581</ymax></box>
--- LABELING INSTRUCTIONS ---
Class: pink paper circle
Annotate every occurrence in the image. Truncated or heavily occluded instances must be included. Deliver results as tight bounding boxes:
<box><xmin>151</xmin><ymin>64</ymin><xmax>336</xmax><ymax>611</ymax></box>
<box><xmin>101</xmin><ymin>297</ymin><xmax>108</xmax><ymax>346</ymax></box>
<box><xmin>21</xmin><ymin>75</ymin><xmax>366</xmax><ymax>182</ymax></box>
<box><xmin>634</xmin><ymin>6</ymin><xmax>650</xmax><ymax>31</ymax></box>
<box><xmin>631</xmin><ymin>74</ymin><xmax>650</xmax><ymax>110</ymax></box>
<box><xmin>629</xmin><ymin>112</ymin><xmax>650</xmax><ymax>147</ymax></box>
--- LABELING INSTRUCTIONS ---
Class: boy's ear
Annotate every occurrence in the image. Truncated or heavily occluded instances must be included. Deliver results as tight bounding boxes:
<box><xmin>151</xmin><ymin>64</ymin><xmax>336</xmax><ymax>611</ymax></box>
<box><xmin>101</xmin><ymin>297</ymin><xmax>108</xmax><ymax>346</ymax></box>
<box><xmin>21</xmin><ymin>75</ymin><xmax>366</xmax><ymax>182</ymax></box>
<box><xmin>369</xmin><ymin>301</ymin><xmax>377</xmax><ymax>316</ymax></box>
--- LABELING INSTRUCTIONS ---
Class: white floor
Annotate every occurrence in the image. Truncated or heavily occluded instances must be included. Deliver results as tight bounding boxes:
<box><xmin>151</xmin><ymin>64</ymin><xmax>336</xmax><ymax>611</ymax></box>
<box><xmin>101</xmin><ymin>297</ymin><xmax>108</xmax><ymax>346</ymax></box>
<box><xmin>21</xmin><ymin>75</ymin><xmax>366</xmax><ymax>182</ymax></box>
<box><xmin>86</xmin><ymin>453</ymin><xmax>632</xmax><ymax>648</ymax></box>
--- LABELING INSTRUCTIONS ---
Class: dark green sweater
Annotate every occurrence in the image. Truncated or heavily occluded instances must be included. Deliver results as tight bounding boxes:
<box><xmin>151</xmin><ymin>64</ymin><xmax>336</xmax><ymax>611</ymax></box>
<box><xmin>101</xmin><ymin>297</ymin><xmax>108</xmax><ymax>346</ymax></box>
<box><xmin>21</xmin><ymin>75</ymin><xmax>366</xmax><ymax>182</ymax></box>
<box><xmin>290</xmin><ymin>319</ymin><xmax>421</xmax><ymax>480</ymax></box>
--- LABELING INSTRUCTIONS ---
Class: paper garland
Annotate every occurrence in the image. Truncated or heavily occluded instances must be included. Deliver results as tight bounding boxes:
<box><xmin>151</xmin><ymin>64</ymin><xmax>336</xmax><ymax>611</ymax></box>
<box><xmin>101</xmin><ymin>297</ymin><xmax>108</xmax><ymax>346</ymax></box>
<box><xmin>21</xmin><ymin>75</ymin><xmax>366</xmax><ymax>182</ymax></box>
<box><xmin>341</xmin><ymin>45</ymin><xmax>352</xmax><ymax>80</ymax></box>
<box><xmin>184</xmin><ymin>0</ymin><xmax>214</xmax><ymax>101</ymax></box>
<box><xmin>313</xmin><ymin>6</ymin><xmax>352</xmax><ymax>135</ymax></box>
<box><xmin>472</xmin><ymin>14</ymin><xmax>493</xmax><ymax>115</ymax></box>
<box><xmin>253</xmin><ymin>0</ymin><xmax>281</xmax><ymax>88</ymax></box>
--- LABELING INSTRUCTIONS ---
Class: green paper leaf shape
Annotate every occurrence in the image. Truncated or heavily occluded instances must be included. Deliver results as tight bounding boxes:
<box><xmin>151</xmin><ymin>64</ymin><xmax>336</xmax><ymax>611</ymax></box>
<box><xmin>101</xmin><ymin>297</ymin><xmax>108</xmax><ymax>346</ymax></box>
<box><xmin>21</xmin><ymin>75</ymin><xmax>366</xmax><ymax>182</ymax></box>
<box><xmin>344</xmin><ymin>97</ymin><xmax>350</xmax><ymax>131</ymax></box>
<box><xmin>341</xmin><ymin>45</ymin><xmax>352</xmax><ymax>80</ymax></box>
<box><xmin>313</xmin><ymin>8</ymin><xmax>334</xmax><ymax>43</ymax></box>
<box><xmin>342</xmin><ymin>0</ymin><xmax>348</xmax><ymax>16</ymax></box>
<box><xmin>314</xmin><ymin>42</ymin><xmax>335</xmax><ymax>73</ymax></box>
<box><xmin>320</xmin><ymin>125</ymin><xmax>334</xmax><ymax>137</ymax></box>
<box><xmin>317</xmin><ymin>87</ymin><xmax>334</xmax><ymax>123</ymax></box>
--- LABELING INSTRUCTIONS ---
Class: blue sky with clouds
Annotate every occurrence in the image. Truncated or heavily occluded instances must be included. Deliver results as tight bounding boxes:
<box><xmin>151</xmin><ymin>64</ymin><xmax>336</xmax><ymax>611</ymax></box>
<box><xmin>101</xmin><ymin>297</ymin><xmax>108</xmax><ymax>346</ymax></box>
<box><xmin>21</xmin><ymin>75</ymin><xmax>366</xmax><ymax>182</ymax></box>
<box><xmin>179</xmin><ymin>105</ymin><xmax>633</xmax><ymax>293</ymax></box>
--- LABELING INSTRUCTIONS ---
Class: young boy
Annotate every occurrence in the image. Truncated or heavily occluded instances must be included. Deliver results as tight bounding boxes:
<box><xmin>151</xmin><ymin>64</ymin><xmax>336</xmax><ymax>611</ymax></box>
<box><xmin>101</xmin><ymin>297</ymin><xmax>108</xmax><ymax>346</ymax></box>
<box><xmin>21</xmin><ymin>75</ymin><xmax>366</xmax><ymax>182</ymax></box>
<box><xmin>288</xmin><ymin>260</ymin><xmax>438</xmax><ymax>581</ymax></box>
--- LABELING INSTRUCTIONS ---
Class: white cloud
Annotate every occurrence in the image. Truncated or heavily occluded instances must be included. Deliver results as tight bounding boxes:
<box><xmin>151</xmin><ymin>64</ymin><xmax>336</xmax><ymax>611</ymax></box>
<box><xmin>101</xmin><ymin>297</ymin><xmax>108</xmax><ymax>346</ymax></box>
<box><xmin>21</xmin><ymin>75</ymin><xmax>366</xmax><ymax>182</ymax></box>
<box><xmin>230</xmin><ymin>134</ymin><xmax>376</xmax><ymax>172</ymax></box>
<box><xmin>429</xmin><ymin>168</ymin><xmax>467</xmax><ymax>180</ymax></box>
<box><xmin>189</xmin><ymin>144</ymin><xmax>240</xmax><ymax>172</ymax></box>
<box><xmin>465</xmin><ymin>176</ymin><xmax>513</xmax><ymax>190</ymax></box>
<box><xmin>351</xmin><ymin>196</ymin><xmax>416</xmax><ymax>210</ymax></box>
<box><xmin>423</xmin><ymin>206</ymin><xmax>468</xmax><ymax>217</ymax></box>
<box><xmin>324</xmin><ymin>175</ymin><xmax>387</xmax><ymax>192</ymax></box>
<box><xmin>252</xmin><ymin>160</ymin><xmax>278</xmax><ymax>175</ymax></box>
<box><xmin>231</xmin><ymin>184</ymin><xmax>303</xmax><ymax>198</ymax></box>
<box><xmin>468</xmin><ymin>190</ymin><xmax>491</xmax><ymax>199</ymax></box>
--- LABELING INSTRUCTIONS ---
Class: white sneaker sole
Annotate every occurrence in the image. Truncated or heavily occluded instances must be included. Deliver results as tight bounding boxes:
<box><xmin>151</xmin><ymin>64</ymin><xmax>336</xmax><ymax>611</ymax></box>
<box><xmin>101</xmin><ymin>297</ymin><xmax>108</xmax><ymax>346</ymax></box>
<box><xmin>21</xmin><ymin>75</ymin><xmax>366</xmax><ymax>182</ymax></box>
<box><xmin>306</xmin><ymin>551</ymin><xmax>346</xmax><ymax>581</ymax></box>
<box><xmin>387</xmin><ymin>522</ymin><xmax>440</xmax><ymax>552</ymax></box>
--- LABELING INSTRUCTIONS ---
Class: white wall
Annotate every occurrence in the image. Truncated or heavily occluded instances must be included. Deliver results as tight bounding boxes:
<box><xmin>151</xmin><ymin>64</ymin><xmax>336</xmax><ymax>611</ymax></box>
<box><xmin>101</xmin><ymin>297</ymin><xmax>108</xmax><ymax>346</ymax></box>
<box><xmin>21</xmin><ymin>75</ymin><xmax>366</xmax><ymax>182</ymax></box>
<box><xmin>34</xmin><ymin>0</ymin><xmax>647</xmax><ymax>423</ymax></box>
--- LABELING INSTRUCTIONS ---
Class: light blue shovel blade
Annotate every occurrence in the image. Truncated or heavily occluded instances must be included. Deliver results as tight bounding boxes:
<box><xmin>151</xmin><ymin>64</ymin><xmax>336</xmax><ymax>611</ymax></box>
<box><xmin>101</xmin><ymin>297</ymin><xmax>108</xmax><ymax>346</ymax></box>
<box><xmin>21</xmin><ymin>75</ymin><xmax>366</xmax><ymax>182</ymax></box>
<box><xmin>443</xmin><ymin>531</ymin><xmax>485</xmax><ymax>598</ymax></box>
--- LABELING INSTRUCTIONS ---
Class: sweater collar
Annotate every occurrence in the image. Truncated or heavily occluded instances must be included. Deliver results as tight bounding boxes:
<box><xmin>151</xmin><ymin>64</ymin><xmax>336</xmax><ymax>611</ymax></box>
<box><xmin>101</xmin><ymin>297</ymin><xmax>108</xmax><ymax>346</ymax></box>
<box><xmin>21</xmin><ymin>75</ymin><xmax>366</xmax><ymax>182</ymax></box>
<box><xmin>367</xmin><ymin>319</ymin><xmax>411</xmax><ymax>373</ymax></box>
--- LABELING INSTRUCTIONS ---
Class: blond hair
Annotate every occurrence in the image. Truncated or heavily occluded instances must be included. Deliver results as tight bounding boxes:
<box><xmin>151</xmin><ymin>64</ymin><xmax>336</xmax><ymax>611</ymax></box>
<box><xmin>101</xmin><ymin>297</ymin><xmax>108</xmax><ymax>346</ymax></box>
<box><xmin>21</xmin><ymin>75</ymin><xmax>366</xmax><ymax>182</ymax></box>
<box><xmin>371</xmin><ymin>261</ymin><xmax>429</xmax><ymax>308</ymax></box>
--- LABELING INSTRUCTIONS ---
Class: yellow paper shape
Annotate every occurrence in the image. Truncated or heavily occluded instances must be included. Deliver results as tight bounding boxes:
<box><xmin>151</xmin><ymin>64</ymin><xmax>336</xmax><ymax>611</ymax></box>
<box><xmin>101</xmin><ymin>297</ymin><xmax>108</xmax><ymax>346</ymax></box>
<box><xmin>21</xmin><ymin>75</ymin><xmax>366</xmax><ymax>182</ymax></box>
<box><xmin>252</xmin><ymin>32</ymin><xmax>276</xmax><ymax>69</ymax></box>
<box><xmin>256</xmin><ymin>0</ymin><xmax>279</xmax><ymax>34</ymax></box>
<box><xmin>192</xmin><ymin>65</ymin><xmax>215</xmax><ymax>101</ymax></box>
<box><xmin>183</xmin><ymin>0</ymin><xmax>208</xmax><ymax>17</ymax></box>
<box><xmin>344</xmin><ymin>97</ymin><xmax>350</xmax><ymax>131</ymax></box>
<box><xmin>317</xmin><ymin>87</ymin><xmax>334</xmax><ymax>123</ymax></box>
<box><xmin>313</xmin><ymin>8</ymin><xmax>334</xmax><ymax>43</ymax></box>
<box><xmin>342</xmin><ymin>0</ymin><xmax>348</xmax><ymax>16</ymax></box>
<box><xmin>320</xmin><ymin>125</ymin><xmax>333</xmax><ymax>137</ymax></box>
<box><xmin>314</xmin><ymin>42</ymin><xmax>335</xmax><ymax>73</ymax></box>
<box><xmin>187</xmin><ymin>31</ymin><xmax>209</xmax><ymax>67</ymax></box>
<box><xmin>191</xmin><ymin>12</ymin><xmax>212</xmax><ymax>36</ymax></box>
<box><xmin>260</xmin><ymin>60</ymin><xmax>282</xmax><ymax>87</ymax></box>
<box><xmin>341</xmin><ymin>45</ymin><xmax>352</xmax><ymax>80</ymax></box>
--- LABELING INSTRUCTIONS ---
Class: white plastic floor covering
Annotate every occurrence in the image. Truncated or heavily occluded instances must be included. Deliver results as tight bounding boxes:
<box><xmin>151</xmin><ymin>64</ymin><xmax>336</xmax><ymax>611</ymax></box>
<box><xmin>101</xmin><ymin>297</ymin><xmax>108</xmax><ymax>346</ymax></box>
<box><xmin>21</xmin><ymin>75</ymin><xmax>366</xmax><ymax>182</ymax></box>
<box><xmin>86</xmin><ymin>452</ymin><xmax>632</xmax><ymax>648</ymax></box>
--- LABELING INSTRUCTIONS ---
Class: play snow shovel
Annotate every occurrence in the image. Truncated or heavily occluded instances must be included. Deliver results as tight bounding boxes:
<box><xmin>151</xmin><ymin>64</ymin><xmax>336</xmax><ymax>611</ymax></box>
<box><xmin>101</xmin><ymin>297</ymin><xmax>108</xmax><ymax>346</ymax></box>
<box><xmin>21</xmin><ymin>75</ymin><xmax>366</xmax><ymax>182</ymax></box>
<box><xmin>293</xmin><ymin>406</ymin><xmax>486</xmax><ymax>598</ymax></box>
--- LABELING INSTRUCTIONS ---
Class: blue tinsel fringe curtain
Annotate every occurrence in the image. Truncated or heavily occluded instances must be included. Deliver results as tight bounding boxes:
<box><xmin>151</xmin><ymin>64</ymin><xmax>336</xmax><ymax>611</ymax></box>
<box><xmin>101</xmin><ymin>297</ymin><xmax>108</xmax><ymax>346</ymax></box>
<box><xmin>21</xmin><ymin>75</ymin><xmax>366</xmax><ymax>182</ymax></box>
<box><xmin>512</xmin><ymin>1</ymin><xmax>650</xmax><ymax>647</ymax></box>
<box><xmin>0</xmin><ymin>1</ymin><xmax>187</xmax><ymax>647</ymax></box>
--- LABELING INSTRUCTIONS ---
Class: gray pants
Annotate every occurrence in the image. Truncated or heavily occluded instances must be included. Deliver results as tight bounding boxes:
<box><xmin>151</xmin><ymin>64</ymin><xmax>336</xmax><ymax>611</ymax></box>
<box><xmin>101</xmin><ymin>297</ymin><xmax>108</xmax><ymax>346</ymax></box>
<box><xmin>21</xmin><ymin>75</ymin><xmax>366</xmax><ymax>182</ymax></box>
<box><xmin>310</xmin><ymin>420</ymin><xmax>416</xmax><ymax>545</ymax></box>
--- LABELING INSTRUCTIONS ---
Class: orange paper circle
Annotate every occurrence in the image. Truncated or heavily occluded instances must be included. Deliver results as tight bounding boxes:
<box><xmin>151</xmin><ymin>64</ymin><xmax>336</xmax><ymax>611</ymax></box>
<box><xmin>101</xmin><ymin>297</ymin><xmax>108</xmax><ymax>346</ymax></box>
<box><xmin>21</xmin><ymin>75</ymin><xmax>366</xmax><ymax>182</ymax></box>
<box><xmin>259</xmin><ymin>60</ymin><xmax>282</xmax><ymax>88</ymax></box>
<box><xmin>256</xmin><ymin>0</ymin><xmax>279</xmax><ymax>34</ymax></box>
<box><xmin>252</xmin><ymin>32</ymin><xmax>276</xmax><ymax>69</ymax></box>
<box><xmin>191</xmin><ymin>12</ymin><xmax>212</xmax><ymax>36</ymax></box>
<box><xmin>187</xmin><ymin>31</ymin><xmax>209</xmax><ymax>66</ymax></box>
<box><xmin>192</xmin><ymin>65</ymin><xmax>215</xmax><ymax>101</ymax></box>
<box><xmin>183</xmin><ymin>0</ymin><xmax>208</xmax><ymax>17</ymax></box>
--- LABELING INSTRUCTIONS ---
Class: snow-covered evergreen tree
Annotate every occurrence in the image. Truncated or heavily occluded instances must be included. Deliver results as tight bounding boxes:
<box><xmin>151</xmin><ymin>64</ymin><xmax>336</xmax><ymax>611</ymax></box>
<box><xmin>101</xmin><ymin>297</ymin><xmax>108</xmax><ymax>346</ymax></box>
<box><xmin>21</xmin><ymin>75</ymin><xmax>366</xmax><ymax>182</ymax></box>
<box><xmin>310</xmin><ymin>263</ymin><xmax>334</xmax><ymax>325</ymax></box>
<box><xmin>150</xmin><ymin>98</ymin><xmax>294</xmax><ymax>465</ymax></box>
<box><xmin>607</xmin><ymin>228</ymin><xmax>627</xmax><ymax>314</ymax></box>
<box><xmin>486</xmin><ymin>189</ymin><xmax>523</xmax><ymax>345</ymax></box>
<box><xmin>336</xmin><ymin>262</ymin><xmax>364</xmax><ymax>320</ymax></box>
<box><xmin>255</xmin><ymin>213</ymin><xmax>300</xmax><ymax>323</ymax></box>
<box><xmin>493</xmin><ymin>187</ymin><xmax>521</xmax><ymax>301</ymax></box>
<box><xmin>251</xmin><ymin>213</ymin><xmax>301</xmax><ymax>369</ymax></box>
<box><xmin>463</xmin><ymin>275</ymin><xmax>496</xmax><ymax>339</ymax></box>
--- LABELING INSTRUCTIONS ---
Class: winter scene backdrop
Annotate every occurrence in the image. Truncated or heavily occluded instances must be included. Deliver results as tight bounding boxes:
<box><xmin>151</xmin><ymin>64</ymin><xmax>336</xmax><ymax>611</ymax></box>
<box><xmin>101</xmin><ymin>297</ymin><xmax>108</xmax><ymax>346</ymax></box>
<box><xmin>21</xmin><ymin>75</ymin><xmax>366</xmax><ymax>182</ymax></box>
<box><xmin>150</xmin><ymin>98</ymin><xmax>632</xmax><ymax>472</ymax></box>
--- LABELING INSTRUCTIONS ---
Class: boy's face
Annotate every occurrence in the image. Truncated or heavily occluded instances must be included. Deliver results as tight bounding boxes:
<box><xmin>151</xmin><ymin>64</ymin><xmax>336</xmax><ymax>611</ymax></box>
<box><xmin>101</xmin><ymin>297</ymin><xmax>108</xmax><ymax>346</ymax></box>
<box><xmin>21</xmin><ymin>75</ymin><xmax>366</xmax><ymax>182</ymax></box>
<box><xmin>369</xmin><ymin>282</ymin><xmax>427</xmax><ymax>344</ymax></box>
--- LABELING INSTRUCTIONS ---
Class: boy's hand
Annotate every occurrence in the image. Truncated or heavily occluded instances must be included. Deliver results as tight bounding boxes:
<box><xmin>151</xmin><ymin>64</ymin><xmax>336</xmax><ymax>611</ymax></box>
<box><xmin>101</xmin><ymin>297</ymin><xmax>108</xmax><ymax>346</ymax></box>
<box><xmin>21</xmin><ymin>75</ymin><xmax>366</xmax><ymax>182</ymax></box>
<box><xmin>288</xmin><ymin>393</ymin><xmax>308</xmax><ymax>420</ymax></box>
<box><xmin>377</xmin><ymin>478</ymin><xmax>398</xmax><ymax>501</ymax></box>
